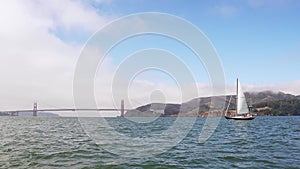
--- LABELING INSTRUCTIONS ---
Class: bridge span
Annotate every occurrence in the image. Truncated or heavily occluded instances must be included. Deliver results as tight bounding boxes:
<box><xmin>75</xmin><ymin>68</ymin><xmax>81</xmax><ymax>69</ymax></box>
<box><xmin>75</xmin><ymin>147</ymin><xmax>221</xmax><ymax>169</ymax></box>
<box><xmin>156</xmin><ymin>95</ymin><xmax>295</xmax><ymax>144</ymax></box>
<box><xmin>0</xmin><ymin>100</ymin><xmax>128</xmax><ymax>117</ymax></box>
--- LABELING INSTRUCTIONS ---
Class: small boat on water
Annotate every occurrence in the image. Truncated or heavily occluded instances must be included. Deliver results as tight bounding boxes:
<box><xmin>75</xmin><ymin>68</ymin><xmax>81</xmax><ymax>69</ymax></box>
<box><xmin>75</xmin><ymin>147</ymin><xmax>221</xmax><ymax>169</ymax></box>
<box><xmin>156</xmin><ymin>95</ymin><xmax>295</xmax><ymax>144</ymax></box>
<box><xmin>225</xmin><ymin>79</ymin><xmax>255</xmax><ymax>120</ymax></box>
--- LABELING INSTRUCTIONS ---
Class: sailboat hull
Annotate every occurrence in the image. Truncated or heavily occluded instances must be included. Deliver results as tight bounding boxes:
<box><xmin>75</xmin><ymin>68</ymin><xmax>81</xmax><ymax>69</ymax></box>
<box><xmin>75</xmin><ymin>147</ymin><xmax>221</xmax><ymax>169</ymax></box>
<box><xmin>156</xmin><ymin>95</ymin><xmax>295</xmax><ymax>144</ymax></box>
<box><xmin>225</xmin><ymin>115</ymin><xmax>255</xmax><ymax>120</ymax></box>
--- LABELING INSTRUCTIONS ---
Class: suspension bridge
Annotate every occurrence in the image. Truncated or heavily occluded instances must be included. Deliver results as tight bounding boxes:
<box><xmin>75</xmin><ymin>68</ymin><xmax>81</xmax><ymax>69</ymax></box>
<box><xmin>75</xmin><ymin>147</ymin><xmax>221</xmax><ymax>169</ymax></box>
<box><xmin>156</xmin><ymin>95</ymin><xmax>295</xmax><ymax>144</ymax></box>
<box><xmin>0</xmin><ymin>100</ymin><xmax>128</xmax><ymax>117</ymax></box>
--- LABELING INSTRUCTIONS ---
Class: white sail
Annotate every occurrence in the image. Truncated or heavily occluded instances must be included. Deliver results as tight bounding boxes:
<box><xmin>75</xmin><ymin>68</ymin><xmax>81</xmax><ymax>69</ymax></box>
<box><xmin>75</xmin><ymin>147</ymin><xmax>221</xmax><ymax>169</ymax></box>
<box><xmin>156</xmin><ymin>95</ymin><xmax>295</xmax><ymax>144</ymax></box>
<box><xmin>237</xmin><ymin>80</ymin><xmax>249</xmax><ymax>115</ymax></box>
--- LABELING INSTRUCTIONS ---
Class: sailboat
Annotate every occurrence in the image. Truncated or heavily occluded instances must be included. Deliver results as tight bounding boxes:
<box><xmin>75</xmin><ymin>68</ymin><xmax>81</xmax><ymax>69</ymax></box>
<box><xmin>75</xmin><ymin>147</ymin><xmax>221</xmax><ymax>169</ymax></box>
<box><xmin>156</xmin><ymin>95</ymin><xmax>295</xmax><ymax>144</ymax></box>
<box><xmin>225</xmin><ymin>79</ymin><xmax>255</xmax><ymax>120</ymax></box>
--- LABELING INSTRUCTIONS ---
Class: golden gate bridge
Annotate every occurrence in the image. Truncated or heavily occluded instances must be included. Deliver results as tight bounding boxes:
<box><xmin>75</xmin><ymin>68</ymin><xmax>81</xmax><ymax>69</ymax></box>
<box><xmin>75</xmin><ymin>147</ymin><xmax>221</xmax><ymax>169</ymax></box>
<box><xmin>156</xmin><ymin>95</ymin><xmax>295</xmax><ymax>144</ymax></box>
<box><xmin>0</xmin><ymin>100</ymin><xmax>127</xmax><ymax>117</ymax></box>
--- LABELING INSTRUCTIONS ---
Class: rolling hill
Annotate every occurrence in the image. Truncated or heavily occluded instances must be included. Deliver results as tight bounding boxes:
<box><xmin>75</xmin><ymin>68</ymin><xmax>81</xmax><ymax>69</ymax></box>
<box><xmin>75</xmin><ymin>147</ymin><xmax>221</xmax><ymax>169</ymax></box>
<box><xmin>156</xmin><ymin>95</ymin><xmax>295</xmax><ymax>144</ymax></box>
<box><xmin>125</xmin><ymin>91</ymin><xmax>300</xmax><ymax>117</ymax></box>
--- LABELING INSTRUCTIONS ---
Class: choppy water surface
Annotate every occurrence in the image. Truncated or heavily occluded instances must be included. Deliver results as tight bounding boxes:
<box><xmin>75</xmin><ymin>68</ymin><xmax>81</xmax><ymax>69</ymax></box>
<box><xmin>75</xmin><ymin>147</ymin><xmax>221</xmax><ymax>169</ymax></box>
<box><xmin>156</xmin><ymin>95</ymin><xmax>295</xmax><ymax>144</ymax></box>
<box><xmin>0</xmin><ymin>116</ymin><xmax>299</xmax><ymax>168</ymax></box>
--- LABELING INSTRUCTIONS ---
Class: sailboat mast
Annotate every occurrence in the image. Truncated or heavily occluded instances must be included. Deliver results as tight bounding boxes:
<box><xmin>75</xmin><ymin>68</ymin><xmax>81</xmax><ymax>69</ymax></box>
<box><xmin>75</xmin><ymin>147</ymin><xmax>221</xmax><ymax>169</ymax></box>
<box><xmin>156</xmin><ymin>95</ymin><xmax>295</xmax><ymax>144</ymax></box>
<box><xmin>236</xmin><ymin>78</ymin><xmax>238</xmax><ymax>116</ymax></box>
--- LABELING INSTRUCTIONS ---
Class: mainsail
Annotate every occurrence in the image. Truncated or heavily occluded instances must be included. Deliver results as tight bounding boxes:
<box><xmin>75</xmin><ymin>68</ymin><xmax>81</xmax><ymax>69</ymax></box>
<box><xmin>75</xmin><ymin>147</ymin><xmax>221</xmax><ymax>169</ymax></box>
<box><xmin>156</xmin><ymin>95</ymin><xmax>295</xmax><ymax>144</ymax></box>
<box><xmin>236</xmin><ymin>80</ymin><xmax>249</xmax><ymax>115</ymax></box>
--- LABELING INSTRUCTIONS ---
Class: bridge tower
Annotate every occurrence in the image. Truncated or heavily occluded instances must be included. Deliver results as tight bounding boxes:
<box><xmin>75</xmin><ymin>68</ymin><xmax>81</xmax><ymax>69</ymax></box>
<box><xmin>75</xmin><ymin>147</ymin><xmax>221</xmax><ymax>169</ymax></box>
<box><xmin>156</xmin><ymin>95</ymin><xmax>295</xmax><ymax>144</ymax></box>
<box><xmin>121</xmin><ymin>99</ymin><xmax>124</xmax><ymax>117</ymax></box>
<box><xmin>33</xmin><ymin>102</ymin><xmax>37</xmax><ymax>116</ymax></box>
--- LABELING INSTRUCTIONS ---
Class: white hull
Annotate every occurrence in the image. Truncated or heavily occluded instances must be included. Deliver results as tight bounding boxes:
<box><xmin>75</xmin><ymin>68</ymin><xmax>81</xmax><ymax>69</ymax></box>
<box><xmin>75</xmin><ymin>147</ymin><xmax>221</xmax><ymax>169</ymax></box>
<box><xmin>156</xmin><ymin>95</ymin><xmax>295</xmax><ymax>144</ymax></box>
<box><xmin>225</xmin><ymin>115</ymin><xmax>255</xmax><ymax>120</ymax></box>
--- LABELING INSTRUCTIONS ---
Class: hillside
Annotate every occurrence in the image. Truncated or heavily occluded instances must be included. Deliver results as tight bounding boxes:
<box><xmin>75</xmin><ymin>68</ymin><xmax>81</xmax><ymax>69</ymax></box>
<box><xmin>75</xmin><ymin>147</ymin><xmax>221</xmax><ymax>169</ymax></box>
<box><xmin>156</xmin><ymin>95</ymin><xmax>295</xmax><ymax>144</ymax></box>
<box><xmin>125</xmin><ymin>91</ymin><xmax>300</xmax><ymax>117</ymax></box>
<box><xmin>244</xmin><ymin>91</ymin><xmax>298</xmax><ymax>104</ymax></box>
<box><xmin>253</xmin><ymin>99</ymin><xmax>300</xmax><ymax>116</ymax></box>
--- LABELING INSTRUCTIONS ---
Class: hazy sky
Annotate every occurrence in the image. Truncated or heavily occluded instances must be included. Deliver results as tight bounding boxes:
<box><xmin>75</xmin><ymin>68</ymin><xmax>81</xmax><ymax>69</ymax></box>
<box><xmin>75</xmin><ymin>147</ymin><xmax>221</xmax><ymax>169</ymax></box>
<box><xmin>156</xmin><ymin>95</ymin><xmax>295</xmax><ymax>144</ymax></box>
<box><xmin>0</xmin><ymin>0</ymin><xmax>299</xmax><ymax>116</ymax></box>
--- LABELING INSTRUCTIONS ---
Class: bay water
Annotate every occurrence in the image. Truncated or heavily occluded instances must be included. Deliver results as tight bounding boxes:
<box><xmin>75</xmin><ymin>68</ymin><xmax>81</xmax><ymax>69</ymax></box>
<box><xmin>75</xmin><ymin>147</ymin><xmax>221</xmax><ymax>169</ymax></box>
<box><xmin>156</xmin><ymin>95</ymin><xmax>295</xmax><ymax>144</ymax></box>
<box><xmin>0</xmin><ymin>116</ymin><xmax>299</xmax><ymax>168</ymax></box>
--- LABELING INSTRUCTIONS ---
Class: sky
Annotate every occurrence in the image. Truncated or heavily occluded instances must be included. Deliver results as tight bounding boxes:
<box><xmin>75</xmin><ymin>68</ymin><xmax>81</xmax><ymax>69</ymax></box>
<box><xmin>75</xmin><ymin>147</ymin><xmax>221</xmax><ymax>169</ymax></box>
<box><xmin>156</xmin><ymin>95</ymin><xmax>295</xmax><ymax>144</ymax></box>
<box><xmin>0</xmin><ymin>0</ymin><xmax>299</xmax><ymax>116</ymax></box>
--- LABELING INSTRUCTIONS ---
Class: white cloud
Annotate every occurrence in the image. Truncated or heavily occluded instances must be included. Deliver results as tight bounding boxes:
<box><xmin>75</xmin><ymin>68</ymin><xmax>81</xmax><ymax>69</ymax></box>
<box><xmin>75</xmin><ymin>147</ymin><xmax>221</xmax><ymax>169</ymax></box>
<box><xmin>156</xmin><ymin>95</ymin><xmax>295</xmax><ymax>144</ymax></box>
<box><xmin>214</xmin><ymin>5</ymin><xmax>238</xmax><ymax>18</ymax></box>
<box><xmin>25</xmin><ymin>0</ymin><xmax>109</xmax><ymax>33</ymax></box>
<box><xmin>226</xmin><ymin>80</ymin><xmax>300</xmax><ymax>96</ymax></box>
<box><xmin>247</xmin><ymin>0</ymin><xmax>294</xmax><ymax>9</ymax></box>
<box><xmin>208</xmin><ymin>3</ymin><xmax>240</xmax><ymax>18</ymax></box>
<box><xmin>0</xmin><ymin>0</ymin><xmax>111</xmax><ymax>114</ymax></box>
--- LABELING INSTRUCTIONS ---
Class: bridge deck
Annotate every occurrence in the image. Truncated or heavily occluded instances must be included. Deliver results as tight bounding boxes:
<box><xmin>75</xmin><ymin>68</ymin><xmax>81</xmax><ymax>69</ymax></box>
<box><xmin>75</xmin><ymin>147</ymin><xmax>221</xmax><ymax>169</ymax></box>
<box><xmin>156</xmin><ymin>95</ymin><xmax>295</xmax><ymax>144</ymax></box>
<box><xmin>1</xmin><ymin>108</ymin><xmax>131</xmax><ymax>113</ymax></box>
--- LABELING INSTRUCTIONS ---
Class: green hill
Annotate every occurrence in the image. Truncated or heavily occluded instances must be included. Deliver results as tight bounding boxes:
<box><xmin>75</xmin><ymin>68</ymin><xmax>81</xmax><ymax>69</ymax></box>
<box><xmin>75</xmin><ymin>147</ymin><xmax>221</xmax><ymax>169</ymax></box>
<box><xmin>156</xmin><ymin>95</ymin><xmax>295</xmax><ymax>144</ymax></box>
<box><xmin>125</xmin><ymin>91</ymin><xmax>300</xmax><ymax>117</ymax></box>
<box><xmin>253</xmin><ymin>99</ymin><xmax>300</xmax><ymax>116</ymax></box>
